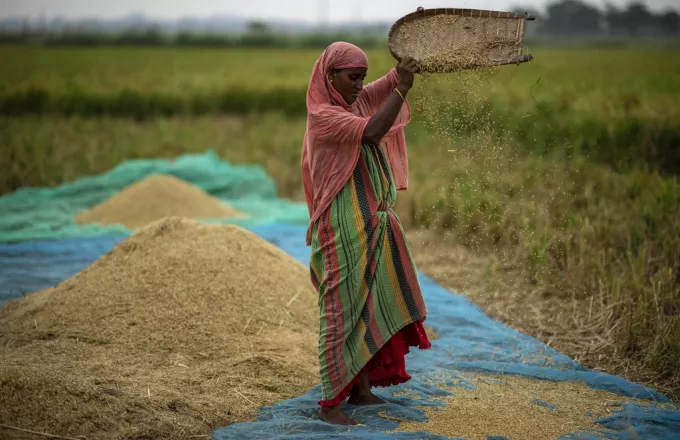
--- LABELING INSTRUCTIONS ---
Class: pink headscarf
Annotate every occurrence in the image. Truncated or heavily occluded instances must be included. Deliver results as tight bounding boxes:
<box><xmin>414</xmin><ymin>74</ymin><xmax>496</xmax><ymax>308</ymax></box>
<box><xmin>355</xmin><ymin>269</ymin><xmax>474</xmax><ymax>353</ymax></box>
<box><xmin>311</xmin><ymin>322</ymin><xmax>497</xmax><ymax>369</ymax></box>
<box><xmin>302</xmin><ymin>41</ymin><xmax>412</xmax><ymax>245</ymax></box>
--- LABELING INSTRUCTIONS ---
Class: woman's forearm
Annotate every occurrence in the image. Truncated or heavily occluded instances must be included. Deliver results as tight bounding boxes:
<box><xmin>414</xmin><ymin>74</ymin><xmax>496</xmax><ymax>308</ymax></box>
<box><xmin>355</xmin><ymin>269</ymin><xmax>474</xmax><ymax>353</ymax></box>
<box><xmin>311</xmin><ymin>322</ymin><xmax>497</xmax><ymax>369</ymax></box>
<box><xmin>362</xmin><ymin>84</ymin><xmax>409</xmax><ymax>146</ymax></box>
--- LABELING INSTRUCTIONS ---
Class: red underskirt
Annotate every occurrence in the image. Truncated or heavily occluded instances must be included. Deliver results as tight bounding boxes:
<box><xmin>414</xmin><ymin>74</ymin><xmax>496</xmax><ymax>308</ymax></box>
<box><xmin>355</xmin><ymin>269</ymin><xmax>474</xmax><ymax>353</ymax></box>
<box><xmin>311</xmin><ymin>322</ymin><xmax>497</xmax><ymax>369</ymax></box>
<box><xmin>319</xmin><ymin>320</ymin><xmax>432</xmax><ymax>407</ymax></box>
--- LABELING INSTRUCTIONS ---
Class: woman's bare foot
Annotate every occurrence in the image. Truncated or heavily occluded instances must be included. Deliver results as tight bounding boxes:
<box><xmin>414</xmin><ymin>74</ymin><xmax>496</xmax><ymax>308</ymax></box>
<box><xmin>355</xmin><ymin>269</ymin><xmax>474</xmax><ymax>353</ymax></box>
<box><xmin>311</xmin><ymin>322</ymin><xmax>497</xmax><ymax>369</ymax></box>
<box><xmin>318</xmin><ymin>406</ymin><xmax>358</xmax><ymax>425</ymax></box>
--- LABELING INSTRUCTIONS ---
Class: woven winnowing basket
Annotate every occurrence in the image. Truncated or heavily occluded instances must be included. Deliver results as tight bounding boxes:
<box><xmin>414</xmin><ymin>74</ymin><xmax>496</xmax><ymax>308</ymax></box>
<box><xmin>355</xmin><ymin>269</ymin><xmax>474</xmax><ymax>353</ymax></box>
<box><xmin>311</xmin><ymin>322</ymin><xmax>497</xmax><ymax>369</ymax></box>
<box><xmin>388</xmin><ymin>8</ymin><xmax>534</xmax><ymax>73</ymax></box>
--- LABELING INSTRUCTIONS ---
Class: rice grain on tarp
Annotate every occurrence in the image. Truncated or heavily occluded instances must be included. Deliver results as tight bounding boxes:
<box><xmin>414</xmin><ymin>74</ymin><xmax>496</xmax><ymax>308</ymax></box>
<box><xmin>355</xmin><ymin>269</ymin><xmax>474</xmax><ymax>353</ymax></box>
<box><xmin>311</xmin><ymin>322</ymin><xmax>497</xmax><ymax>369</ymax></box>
<box><xmin>75</xmin><ymin>174</ymin><xmax>244</xmax><ymax>228</ymax></box>
<box><xmin>393</xmin><ymin>372</ymin><xmax>655</xmax><ymax>440</ymax></box>
<box><xmin>0</xmin><ymin>217</ymin><xmax>319</xmax><ymax>440</ymax></box>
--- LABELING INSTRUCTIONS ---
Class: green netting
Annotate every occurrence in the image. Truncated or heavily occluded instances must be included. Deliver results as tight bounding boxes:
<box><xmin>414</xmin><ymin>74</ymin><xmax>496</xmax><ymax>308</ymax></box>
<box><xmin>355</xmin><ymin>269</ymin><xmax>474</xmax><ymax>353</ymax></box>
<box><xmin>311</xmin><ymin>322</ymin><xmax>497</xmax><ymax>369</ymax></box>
<box><xmin>0</xmin><ymin>150</ymin><xmax>310</xmax><ymax>243</ymax></box>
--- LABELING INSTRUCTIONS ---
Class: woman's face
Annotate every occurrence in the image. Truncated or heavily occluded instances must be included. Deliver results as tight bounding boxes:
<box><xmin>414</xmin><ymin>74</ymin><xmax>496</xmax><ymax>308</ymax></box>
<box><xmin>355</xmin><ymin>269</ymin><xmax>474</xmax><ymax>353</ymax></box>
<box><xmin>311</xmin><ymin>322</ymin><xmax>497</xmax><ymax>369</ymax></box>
<box><xmin>329</xmin><ymin>67</ymin><xmax>368</xmax><ymax>105</ymax></box>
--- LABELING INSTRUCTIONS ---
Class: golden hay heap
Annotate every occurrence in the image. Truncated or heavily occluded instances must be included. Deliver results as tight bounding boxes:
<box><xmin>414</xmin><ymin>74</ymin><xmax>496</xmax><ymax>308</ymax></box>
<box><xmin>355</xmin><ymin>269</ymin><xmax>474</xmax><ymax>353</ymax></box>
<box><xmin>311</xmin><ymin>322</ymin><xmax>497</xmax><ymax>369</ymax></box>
<box><xmin>0</xmin><ymin>217</ymin><xmax>319</xmax><ymax>440</ymax></box>
<box><xmin>75</xmin><ymin>174</ymin><xmax>244</xmax><ymax>228</ymax></box>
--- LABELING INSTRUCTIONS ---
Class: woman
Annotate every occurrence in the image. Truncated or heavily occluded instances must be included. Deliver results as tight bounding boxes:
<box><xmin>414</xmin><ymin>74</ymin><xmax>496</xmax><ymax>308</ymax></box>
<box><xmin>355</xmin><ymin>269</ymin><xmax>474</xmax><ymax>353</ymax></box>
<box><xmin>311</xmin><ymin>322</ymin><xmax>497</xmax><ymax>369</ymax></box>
<box><xmin>302</xmin><ymin>41</ymin><xmax>430</xmax><ymax>426</ymax></box>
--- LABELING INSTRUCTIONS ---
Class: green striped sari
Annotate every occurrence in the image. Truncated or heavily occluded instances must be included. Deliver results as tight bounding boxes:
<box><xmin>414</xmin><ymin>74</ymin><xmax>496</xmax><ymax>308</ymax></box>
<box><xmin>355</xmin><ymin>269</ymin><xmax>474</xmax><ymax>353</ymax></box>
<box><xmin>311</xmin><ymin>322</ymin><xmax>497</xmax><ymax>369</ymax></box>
<box><xmin>309</xmin><ymin>143</ymin><xmax>428</xmax><ymax>402</ymax></box>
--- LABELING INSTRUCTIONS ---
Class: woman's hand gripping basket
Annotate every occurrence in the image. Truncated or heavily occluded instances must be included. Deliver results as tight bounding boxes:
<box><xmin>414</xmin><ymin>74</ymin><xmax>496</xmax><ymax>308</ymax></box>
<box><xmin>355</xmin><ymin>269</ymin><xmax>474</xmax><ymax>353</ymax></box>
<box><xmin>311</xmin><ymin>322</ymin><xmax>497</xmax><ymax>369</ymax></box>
<box><xmin>388</xmin><ymin>7</ymin><xmax>536</xmax><ymax>73</ymax></box>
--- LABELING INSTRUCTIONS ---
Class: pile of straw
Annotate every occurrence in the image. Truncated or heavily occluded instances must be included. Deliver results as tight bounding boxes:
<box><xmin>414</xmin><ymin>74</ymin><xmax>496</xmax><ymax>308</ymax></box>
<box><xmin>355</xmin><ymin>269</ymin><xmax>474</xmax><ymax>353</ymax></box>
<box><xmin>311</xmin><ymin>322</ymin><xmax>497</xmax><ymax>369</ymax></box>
<box><xmin>75</xmin><ymin>174</ymin><xmax>244</xmax><ymax>229</ymax></box>
<box><xmin>0</xmin><ymin>217</ymin><xmax>319</xmax><ymax>439</ymax></box>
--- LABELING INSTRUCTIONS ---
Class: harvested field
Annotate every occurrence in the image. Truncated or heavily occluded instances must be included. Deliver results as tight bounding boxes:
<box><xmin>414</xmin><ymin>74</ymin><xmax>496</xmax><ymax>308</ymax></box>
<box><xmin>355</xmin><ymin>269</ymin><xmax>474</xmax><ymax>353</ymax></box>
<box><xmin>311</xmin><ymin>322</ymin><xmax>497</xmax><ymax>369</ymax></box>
<box><xmin>0</xmin><ymin>217</ymin><xmax>319</xmax><ymax>439</ymax></box>
<box><xmin>75</xmin><ymin>174</ymin><xmax>244</xmax><ymax>229</ymax></box>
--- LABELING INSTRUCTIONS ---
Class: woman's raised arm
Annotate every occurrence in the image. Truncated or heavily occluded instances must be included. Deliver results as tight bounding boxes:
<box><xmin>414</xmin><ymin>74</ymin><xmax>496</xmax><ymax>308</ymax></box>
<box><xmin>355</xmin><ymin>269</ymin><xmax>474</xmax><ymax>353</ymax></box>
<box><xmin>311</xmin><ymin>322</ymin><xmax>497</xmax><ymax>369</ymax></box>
<box><xmin>361</xmin><ymin>57</ymin><xmax>419</xmax><ymax>146</ymax></box>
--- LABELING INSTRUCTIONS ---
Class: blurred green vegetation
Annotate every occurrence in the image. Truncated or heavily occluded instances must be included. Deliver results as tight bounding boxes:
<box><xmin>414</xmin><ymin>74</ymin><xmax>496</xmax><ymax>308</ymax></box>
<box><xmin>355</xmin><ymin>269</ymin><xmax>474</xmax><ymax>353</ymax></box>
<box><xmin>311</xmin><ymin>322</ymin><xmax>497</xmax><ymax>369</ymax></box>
<box><xmin>2</xmin><ymin>45</ymin><xmax>679</xmax><ymax>174</ymax></box>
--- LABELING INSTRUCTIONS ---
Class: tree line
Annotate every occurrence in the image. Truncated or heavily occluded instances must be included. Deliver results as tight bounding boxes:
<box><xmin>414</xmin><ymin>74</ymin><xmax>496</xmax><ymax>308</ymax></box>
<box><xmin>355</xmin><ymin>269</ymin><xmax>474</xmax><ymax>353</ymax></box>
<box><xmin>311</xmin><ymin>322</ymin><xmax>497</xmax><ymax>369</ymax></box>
<box><xmin>515</xmin><ymin>0</ymin><xmax>679</xmax><ymax>37</ymax></box>
<box><xmin>0</xmin><ymin>27</ymin><xmax>385</xmax><ymax>49</ymax></box>
<box><xmin>0</xmin><ymin>0</ymin><xmax>677</xmax><ymax>48</ymax></box>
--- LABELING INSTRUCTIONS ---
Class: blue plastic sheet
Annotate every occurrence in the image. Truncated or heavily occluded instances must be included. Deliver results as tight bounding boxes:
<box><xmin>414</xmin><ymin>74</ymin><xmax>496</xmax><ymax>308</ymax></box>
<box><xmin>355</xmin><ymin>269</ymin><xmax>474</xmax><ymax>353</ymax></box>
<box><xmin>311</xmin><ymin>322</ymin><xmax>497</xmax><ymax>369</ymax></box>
<box><xmin>0</xmin><ymin>234</ymin><xmax>126</xmax><ymax>302</ymax></box>
<box><xmin>1</xmin><ymin>224</ymin><xmax>679</xmax><ymax>440</ymax></box>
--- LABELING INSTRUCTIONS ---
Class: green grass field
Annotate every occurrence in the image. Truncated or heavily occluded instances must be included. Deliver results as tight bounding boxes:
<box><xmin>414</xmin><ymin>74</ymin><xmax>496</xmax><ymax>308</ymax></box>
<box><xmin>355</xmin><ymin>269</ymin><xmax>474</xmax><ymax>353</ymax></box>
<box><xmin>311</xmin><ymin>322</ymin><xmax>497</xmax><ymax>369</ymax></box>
<box><xmin>3</xmin><ymin>45</ymin><xmax>679</xmax><ymax>101</ymax></box>
<box><xmin>2</xmin><ymin>45</ymin><xmax>678</xmax><ymax>174</ymax></box>
<box><xmin>2</xmin><ymin>44</ymin><xmax>679</xmax><ymax>398</ymax></box>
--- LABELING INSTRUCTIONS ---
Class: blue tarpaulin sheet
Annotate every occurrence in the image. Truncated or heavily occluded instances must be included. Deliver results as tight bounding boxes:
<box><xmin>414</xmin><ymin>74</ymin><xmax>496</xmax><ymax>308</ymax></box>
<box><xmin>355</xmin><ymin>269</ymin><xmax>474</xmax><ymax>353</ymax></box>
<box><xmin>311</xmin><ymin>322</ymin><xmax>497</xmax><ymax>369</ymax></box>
<box><xmin>1</xmin><ymin>224</ymin><xmax>679</xmax><ymax>440</ymax></box>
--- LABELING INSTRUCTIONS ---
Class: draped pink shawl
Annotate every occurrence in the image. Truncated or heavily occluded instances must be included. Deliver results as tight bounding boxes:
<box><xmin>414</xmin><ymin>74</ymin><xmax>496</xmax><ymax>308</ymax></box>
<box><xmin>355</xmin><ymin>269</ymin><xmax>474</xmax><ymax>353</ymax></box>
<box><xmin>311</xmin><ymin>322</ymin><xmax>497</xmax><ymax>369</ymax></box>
<box><xmin>302</xmin><ymin>42</ymin><xmax>412</xmax><ymax>245</ymax></box>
